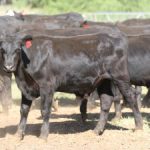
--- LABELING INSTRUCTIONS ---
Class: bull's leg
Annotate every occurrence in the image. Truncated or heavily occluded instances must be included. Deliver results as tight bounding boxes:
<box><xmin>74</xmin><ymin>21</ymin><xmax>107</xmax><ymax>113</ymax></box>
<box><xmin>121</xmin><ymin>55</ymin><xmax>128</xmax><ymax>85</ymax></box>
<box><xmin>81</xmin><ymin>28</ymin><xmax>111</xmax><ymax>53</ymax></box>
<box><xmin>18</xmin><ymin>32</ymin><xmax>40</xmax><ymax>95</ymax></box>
<box><xmin>39</xmin><ymin>89</ymin><xmax>53</xmax><ymax>141</ymax></box>
<box><xmin>135</xmin><ymin>86</ymin><xmax>142</xmax><ymax>110</ymax></box>
<box><xmin>80</xmin><ymin>94</ymin><xmax>89</xmax><ymax>122</ymax></box>
<box><xmin>15</xmin><ymin>94</ymin><xmax>32</xmax><ymax>140</ymax></box>
<box><xmin>114</xmin><ymin>80</ymin><xmax>143</xmax><ymax>130</ymax></box>
<box><xmin>87</xmin><ymin>89</ymin><xmax>99</xmax><ymax>112</ymax></box>
<box><xmin>80</xmin><ymin>99</ymin><xmax>88</xmax><ymax>122</ymax></box>
<box><xmin>113</xmin><ymin>91</ymin><xmax>123</xmax><ymax>121</ymax></box>
<box><xmin>108</xmin><ymin>56</ymin><xmax>143</xmax><ymax>130</ymax></box>
<box><xmin>113</xmin><ymin>86</ymin><xmax>142</xmax><ymax>121</ymax></box>
<box><xmin>94</xmin><ymin>93</ymin><xmax>113</xmax><ymax>135</ymax></box>
<box><xmin>93</xmin><ymin>79</ymin><xmax>114</xmax><ymax>135</ymax></box>
<box><xmin>113</xmin><ymin>100</ymin><xmax>122</xmax><ymax>121</ymax></box>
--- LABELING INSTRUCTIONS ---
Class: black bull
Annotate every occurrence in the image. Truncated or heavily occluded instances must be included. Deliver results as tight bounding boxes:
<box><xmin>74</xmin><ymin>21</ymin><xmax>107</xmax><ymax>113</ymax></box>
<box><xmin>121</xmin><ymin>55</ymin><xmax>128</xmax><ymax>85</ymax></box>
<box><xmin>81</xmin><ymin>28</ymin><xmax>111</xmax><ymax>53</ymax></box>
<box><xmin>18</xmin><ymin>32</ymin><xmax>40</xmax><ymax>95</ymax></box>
<box><xmin>87</xmin><ymin>34</ymin><xmax>150</xmax><ymax>120</ymax></box>
<box><xmin>0</xmin><ymin>31</ymin><xmax>143</xmax><ymax>141</ymax></box>
<box><xmin>0</xmin><ymin>15</ymin><xmax>26</xmax><ymax>114</ymax></box>
<box><xmin>16</xmin><ymin>27</ymin><xmax>117</xmax><ymax>113</ymax></box>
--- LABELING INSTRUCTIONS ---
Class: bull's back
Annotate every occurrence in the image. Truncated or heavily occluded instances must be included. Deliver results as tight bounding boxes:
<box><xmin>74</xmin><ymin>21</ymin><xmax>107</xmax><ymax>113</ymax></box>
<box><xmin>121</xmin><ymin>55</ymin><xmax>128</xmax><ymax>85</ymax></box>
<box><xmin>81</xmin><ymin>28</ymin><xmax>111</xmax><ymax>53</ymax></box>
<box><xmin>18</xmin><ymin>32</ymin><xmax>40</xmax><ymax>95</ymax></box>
<box><xmin>17</xmin><ymin>27</ymin><xmax>117</xmax><ymax>39</ymax></box>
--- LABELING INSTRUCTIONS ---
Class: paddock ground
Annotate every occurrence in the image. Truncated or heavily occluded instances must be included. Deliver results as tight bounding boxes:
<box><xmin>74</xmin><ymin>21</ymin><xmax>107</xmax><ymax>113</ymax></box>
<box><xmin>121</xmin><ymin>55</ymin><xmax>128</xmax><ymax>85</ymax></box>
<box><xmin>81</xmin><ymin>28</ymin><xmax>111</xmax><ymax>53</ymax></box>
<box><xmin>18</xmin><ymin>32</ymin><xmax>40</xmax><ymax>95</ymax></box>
<box><xmin>0</xmin><ymin>78</ymin><xmax>150</xmax><ymax>150</ymax></box>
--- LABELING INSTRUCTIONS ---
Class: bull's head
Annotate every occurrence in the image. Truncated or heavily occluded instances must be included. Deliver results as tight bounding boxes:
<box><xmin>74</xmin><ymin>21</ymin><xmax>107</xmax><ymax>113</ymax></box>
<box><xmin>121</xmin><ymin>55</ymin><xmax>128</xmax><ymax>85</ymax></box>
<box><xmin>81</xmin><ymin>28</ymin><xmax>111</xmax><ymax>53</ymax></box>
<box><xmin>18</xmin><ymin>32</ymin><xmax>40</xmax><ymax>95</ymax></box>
<box><xmin>0</xmin><ymin>34</ymin><xmax>32</xmax><ymax>73</ymax></box>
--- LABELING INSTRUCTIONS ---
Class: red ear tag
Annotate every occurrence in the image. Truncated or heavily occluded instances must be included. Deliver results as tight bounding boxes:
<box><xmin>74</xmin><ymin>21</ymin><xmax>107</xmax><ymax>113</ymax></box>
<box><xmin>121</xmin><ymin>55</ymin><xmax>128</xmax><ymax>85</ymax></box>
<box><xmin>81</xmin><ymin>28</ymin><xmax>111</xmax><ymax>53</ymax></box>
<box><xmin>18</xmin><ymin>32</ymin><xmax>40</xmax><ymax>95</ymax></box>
<box><xmin>119</xmin><ymin>22</ymin><xmax>122</xmax><ymax>24</ymax></box>
<box><xmin>21</xmin><ymin>11</ymin><xmax>26</xmax><ymax>16</ymax></box>
<box><xmin>26</xmin><ymin>40</ymin><xmax>32</xmax><ymax>48</ymax></box>
<box><xmin>83</xmin><ymin>24</ymin><xmax>89</xmax><ymax>28</ymax></box>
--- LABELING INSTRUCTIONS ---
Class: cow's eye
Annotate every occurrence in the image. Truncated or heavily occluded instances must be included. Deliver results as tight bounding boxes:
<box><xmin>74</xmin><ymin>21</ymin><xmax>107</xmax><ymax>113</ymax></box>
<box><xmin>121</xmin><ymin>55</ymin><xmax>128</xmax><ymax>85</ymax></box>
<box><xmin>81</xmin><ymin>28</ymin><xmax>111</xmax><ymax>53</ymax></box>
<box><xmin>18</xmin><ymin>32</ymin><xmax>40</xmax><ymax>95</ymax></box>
<box><xmin>1</xmin><ymin>49</ymin><xmax>5</xmax><ymax>53</ymax></box>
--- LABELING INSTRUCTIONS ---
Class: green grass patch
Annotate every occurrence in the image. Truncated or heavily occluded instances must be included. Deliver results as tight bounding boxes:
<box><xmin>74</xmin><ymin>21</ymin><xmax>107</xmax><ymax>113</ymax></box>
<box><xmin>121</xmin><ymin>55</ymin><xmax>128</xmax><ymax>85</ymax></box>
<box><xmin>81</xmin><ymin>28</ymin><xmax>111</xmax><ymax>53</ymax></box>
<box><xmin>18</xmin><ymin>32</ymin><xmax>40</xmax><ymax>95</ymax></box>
<box><xmin>113</xmin><ymin>115</ymin><xmax>150</xmax><ymax>134</ymax></box>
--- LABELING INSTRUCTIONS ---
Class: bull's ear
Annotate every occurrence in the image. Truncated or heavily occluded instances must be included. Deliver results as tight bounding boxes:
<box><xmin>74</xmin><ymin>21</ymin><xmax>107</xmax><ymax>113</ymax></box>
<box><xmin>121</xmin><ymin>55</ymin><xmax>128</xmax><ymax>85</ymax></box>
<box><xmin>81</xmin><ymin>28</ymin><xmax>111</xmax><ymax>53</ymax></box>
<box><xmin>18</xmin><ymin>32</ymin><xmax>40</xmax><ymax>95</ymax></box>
<box><xmin>14</xmin><ymin>11</ymin><xmax>24</xmax><ymax>21</ymax></box>
<box><xmin>21</xmin><ymin>35</ymin><xmax>33</xmax><ymax>47</ymax></box>
<box><xmin>83</xmin><ymin>20</ymin><xmax>88</xmax><ymax>25</ymax></box>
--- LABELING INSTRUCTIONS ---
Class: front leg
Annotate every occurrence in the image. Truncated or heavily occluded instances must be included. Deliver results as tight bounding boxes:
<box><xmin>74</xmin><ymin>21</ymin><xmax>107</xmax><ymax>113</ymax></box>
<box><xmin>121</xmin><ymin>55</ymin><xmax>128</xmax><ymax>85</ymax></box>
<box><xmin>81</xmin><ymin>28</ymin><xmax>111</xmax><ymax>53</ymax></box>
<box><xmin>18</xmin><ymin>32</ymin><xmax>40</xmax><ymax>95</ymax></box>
<box><xmin>39</xmin><ymin>88</ymin><xmax>53</xmax><ymax>141</ymax></box>
<box><xmin>15</xmin><ymin>94</ymin><xmax>32</xmax><ymax>140</ymax></box>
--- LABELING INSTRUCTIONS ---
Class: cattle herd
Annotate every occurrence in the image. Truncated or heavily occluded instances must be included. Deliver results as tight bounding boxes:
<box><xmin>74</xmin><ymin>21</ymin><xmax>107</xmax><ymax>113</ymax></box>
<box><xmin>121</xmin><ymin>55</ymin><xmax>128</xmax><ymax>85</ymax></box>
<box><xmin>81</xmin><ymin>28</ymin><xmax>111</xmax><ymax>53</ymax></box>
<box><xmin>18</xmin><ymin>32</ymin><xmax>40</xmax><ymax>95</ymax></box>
<box><xmin>0</xmin><ymin>10</ymin><xmax>150</xmax><ymax>141</ymax></box>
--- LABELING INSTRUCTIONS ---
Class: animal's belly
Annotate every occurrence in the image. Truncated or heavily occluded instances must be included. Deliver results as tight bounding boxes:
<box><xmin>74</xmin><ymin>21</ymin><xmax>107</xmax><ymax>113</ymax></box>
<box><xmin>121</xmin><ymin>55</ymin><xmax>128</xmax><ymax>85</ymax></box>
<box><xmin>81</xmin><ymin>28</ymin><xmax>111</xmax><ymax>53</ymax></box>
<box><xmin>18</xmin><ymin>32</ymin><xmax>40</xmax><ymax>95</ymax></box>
<box><xmin>57</xmin><ymin>77</ymin><xmax>99</xmax><ymax>95</ymax></box>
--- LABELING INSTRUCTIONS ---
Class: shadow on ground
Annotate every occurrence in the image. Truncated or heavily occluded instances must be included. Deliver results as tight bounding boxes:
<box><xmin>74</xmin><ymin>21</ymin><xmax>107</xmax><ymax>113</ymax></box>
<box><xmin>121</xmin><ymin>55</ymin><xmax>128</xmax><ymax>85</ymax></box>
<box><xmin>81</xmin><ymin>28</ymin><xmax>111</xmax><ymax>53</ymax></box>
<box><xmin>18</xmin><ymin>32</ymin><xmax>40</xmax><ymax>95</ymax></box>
<box><xmin>1</xmin><ymin>112</ymin><xmax>150</xmax><ymax>139</ymax></box>
<box><xmin>0</xmin><ymin>121</ymin><xmax>128</xmax><ymax>139</ymax></box>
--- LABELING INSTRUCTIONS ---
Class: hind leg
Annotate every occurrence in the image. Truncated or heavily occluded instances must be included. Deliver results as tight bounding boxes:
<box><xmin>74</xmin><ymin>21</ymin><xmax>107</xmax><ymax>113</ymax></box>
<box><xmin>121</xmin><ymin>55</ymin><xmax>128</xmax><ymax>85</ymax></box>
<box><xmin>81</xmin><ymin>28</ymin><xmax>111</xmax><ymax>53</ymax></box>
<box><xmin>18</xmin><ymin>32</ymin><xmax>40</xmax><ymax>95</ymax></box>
<box><xmin>80</xmin><ymin>94</ymin><xmax>89</xmax><ymax>122</ymax></box>
<box><xmin>113</xmin><ymin>80</ymin><xmax>143</xmax><ymax>130</ymax></box>
<box><xmin>113</xmin><ymin>89</ymin><xmax>123</xmax><ymax>121</ymax></box>
<box><xmin>93</xmin><ymin>79</ymin><xmax>114</xmax><ymax>135</ymax></box>
<box><xmin>87</xmin><ymin>89</ymin><xmax>99</xmax><ymax>112</ymax></box>
<box><xmin>135</xmin><ymin>86</ymin><xmax>142</xmax><ymax>110</ymax></box>
<box><xmin>94</xmin><ymin>94</ymin><xmax>113</xmax><ymax>135</ymax></box>
<box><xmin>108</xmin><ymin>57</ymin><xmax>143</xmax><ymax>130</ymax></box>
<box><xmin>80</xmin><ymin>99</ymin><xmax>88</xmax><ymax>122</ymax></box>
<box><xmin>113</xmin><ymin>101</ymin><xmax>122</xmax><ymax>121</ymax></box>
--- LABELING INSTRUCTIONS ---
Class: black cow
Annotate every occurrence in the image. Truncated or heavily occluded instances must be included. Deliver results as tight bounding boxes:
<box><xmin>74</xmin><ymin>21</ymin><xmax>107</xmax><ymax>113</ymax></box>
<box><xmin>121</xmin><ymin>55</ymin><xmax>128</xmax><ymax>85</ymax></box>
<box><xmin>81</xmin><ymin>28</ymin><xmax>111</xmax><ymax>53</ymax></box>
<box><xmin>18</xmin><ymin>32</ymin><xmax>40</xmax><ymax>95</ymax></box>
<box><xmin>6</xmin><ymin>10</ymin><xmax>24</xmax><ymax>21</ymax></box>
<box><xmin>113</xmin><ymin>34</ymin><xmax>150</xmax><ymax>120</ymax></box>
<box><xmin>0</xmin><ymin>31</ymin><xmax>142</xmax><ymax>141</ymax></box>
<box><xmin>87</xmin><ymin>34</ymin><xmax>150</xmax><ymax>121</ymax></box>
<box><xmin>0</xmin><ymin>15</ymin><xmax>25</xmax><ymax>114</ymax></box>
<box><xmin>0</xmin><ymin>15</ymin><xmax>24</xmax><ymax>34</ymax></box>
<box><xmin>17</xmin><ymin>27</ymin><xmax>118</xmax><ymax>114</ymax></box>
<box><xmin>8</xmin><ymin>11</ymin><xmax>84</xmax><ymax>24</ymax></box>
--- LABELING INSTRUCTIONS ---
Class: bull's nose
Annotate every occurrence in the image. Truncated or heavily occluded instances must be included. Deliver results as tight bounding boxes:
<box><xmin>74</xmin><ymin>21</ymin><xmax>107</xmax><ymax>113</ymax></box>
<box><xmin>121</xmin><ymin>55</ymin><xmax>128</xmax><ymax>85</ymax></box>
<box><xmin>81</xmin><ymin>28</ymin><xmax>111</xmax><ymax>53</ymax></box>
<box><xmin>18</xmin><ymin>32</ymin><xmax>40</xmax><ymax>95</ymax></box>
<box><xmin>3</xmin><ymin>65</ymin><xmax>14</xmax><ymax>72</ymax></box>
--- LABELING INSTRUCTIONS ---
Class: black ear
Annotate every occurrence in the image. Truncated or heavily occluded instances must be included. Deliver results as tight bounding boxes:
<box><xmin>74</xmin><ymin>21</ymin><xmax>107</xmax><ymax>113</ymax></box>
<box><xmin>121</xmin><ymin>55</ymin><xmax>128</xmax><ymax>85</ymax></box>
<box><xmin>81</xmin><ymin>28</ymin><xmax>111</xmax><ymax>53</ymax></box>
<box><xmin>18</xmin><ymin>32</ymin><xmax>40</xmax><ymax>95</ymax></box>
<box><xmin>83</xmin><ymin>20</ymin><xmax>88</xmax><ymax>25</ymax></box>
<box><xmin>21</xmin><ymin>35</ymin><xmax>33</xmax><ymax>46</ymax></box>
<box><xmin>14</xmin><ymin>11</ymin><xmax>24</xmax><ymax>21</ymax></box>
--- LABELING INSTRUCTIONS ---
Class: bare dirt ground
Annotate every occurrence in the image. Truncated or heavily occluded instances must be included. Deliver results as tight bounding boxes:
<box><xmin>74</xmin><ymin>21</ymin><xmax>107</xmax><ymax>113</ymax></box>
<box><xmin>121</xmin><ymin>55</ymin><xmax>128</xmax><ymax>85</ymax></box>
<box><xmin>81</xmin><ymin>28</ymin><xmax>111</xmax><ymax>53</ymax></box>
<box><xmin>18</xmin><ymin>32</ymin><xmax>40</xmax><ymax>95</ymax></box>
<box><xmin>0</xmin><ymin>98</ymin><xmax>150</xmax><ymax>150</ymax></box>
